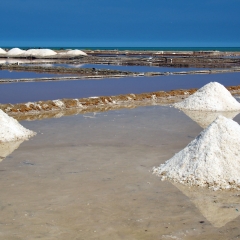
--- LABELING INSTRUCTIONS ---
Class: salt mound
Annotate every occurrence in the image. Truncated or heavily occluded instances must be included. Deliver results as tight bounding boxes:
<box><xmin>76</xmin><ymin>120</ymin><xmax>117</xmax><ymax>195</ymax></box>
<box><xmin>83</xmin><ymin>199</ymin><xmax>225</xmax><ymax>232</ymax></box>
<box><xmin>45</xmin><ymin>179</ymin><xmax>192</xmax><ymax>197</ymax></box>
<box><xmin>181</xmin><ymin>109</ymin><xmax>239</xmax><ymax>128</ymax></box>
<box><xmin>24</xmin><ymin>49</ymin><xmax>57</xmax><ymax>57</ymax></box>
<box><xmin>66</xmin><ymin>49</ymin><xmax>87</xmax><ymax>56</ymax></box>
<box><xmin>153</xmin><ymin>115</ymin><xmax>240</xmax><ymax>190</ymax></box>
<box><xmin>7</xmin><ymin>48</ymin><xmax>26</xmax><ymax>56</ymax></box>
<box><xmin>174</xmin><ymin>82</ymin><xmax>240</xmax><ymax>111</ymax></box>
<box><xmin>0</xmin><ymin>48</ymin><xmax>6</xmax><ymax>54</ymax></box>
<box><xmin>0</xmin><ymin>109</ymin><xmax>36</xmax><ymax>142</ymax></box>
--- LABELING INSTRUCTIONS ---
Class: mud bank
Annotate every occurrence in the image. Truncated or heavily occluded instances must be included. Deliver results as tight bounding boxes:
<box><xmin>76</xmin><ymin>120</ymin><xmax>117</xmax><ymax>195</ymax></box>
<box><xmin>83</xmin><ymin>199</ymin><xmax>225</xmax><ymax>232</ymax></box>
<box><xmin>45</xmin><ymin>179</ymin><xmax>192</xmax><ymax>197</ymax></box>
<box><xmin>1</xmin><ymin>85</ymin><xmax>240</xmax><ymax>121</ymax></box>
<box><xmin>0</xmin><ymin>64</ymin><xmax>135</xmax><ymax>77</ymax></box>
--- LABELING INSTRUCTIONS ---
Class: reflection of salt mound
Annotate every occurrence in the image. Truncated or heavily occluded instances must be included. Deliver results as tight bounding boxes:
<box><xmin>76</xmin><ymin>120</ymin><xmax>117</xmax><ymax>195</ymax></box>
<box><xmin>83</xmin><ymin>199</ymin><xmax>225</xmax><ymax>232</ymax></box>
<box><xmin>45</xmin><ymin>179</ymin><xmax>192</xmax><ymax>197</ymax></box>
<box><xmin>182</xmin><ymin>109</ymin><xmax>240</xmax><ymax>128</ymax></box>
<box><xmin>0</xmin><ymin>140</ymin><xmax>24</xmax><ymax>162</ymax></box>
<box><xmin>66</xmin><ymin>49</ymin><xmax>87</xmax><ymax>56</ymax></box>
<box><xmin>153</xmin><ymin>116</ymin><xmax>240</xmax><ymax>190</ymax></box>
<box><xmin>7</xmin><ymin>48</ymin><xmax>26</xmax><ymax>56</ymax></box>
<box><xmin>173</xmin><ymin>182</ymin><xmax>240</xmax><ymax>228</ymax></box>
<box><xmin>0</xmin><ymin>48</ymin><xmax>6</xmax><ymax>54</ymax></box>
<box><xmin>174</xmin><ymin>82</ymin><xmax>240</xmax><ymax>111</ymax></box>
<box><xmin>24</xmin><ymin>49</ymin><xmax>57</xmax><ymax>57</ymax></box>
<box><xmin>0</xmin><ymin>110</ymin><xmax>36</xmax><ymax>142</ymax></box>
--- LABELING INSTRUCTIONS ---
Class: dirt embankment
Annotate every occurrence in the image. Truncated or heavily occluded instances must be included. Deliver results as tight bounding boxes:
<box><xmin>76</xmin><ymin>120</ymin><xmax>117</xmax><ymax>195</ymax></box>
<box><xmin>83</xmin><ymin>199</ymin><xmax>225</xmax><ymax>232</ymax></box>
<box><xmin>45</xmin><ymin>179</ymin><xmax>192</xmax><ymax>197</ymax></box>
<box><xmin>1</xmin><ymin>85</ymin><xmax>240</xmax><ymax>121</ymax></box>
<box><xmin>0</xmin><ymin>64</ymin><xmax>135</xmax><ymax>76</ymax></box>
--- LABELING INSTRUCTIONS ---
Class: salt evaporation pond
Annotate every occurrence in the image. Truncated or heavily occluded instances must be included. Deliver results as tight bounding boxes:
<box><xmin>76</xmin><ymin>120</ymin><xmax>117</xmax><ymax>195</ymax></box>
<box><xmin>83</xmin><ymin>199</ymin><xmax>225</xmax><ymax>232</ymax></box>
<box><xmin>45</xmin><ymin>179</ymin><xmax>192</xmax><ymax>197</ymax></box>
<box><xmin>1</xmin><ymin>72</ymin><xmax>240</xmax><ymax>104</ymax></box>
<box><xmin>25</xmin><ymin>63</ymin><xmax>210</xmax><ymax>72</ymax></box>
<box><xmin>1</xmin><ymin>106</ymin><xmax>240</xmax><ymax>239</ymax></box>
<box><xmin>0</xmin><ymin>70</ymin><xmax>76</xmax><ymax>79</ymax></box>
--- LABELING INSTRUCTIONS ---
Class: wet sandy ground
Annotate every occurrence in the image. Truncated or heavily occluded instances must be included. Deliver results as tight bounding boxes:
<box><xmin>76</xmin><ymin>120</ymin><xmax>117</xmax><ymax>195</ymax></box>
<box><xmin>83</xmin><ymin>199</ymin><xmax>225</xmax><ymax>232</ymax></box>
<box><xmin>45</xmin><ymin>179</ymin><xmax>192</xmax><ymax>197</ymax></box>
<box><xmin>1</xmin><ymin>106</ymin><xmax>240</xmax><ymax>239</ymax></box>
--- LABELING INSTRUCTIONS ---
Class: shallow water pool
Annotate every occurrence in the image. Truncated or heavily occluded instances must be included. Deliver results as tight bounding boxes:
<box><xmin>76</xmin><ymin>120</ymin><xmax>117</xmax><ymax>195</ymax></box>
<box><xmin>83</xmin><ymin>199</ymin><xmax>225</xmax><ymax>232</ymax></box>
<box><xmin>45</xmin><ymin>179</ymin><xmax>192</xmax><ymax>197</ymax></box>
<box><xmin>0</xmin><ymin>106</ymin><xmax>240</xmax><ymax>239</ymax></box>
<box><xmin>1</xmin><ymin>72</ymin><xmax>240</xmax><ymax>104</ymax></box>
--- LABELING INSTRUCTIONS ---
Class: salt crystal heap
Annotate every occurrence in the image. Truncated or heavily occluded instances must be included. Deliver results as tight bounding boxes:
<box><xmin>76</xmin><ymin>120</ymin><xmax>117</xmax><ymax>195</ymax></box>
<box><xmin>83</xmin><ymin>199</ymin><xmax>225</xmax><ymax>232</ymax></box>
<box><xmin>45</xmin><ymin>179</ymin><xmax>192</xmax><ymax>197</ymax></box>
<box><xmin>0</xmin><ymin>109</ymin><xmax>35</xmax><ymax>142</ymax></box>
<box><xmin>153</xmin><ymin>115</ymin><xmax>240</xmax><ymax>190</ymax></box>
<box><xmin>7</xmin><ymin>48</ymin><xmax>26</xmax><ymax>57</ymax></box>
<box><xmin>174</xmin><ymin>82</ymin><xmax>240</xmax><ymax>111</ymax></box>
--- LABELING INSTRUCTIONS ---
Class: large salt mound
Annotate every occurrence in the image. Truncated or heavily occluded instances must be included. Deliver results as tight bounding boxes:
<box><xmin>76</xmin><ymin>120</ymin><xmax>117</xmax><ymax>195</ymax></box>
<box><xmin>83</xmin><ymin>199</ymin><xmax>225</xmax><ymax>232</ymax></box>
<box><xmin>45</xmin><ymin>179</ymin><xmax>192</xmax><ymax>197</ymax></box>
<box><xmin>24</xmin><ymin>49</ymin><xmax>57</xmax><ymax>57</ymax></box>
<box><xmin>7</xmin><ymin>48</ymin><xmax>26</xmax><ymax>56</ymax></box>
<box><xmin>0</xmin><ymin>48</ymin><xmax>6</xmax><ymax>54</ymax></box>
<box><xmin>174</xmin><ymin>82</ymin><xmax>240</xmax><ymax>111</ymax></box>
<box><xmin>0</xmin><ymin>109</ymin><xmax>36</xmax><ymax>142</ymax></box>
<box><xmin>153</xmin><ymin>115</ymin><xmax>240</xmax><ymax>190</ymax></box>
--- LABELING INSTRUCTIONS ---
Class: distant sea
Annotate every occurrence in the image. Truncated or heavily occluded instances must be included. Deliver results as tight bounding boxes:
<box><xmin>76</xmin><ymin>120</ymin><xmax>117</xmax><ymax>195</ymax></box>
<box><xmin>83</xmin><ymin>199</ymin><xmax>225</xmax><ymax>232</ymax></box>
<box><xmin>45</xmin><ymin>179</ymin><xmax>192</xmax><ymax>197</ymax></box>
<box><xmin>2</xmin><ymin>46</ymin><xmax>240</xmax><ymax>52</ymax></box>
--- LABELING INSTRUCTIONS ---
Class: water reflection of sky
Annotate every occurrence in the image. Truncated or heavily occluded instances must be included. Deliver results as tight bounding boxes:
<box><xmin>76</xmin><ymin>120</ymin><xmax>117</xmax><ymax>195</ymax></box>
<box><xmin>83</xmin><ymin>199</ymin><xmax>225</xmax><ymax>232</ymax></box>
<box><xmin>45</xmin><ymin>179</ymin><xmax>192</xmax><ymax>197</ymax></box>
<box><xmin>1</xmin><ymin>72</ymin><xmax>240</xmax><ymax>104</ymax></box>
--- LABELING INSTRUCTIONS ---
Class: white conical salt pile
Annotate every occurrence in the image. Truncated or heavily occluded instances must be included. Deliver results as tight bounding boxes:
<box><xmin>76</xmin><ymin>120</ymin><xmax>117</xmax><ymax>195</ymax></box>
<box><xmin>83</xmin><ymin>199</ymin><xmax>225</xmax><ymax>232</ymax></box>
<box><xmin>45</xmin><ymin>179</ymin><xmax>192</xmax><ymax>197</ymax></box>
<box><xmin>7</xmin><ymin>48</ymin><xmax>26</xmax><ymax>57</ymax></box>
<box><xmin>174</xmin><ymin>82</ymin><xmax>240</xmax><ymax>111</ymax></box>
<box><xmin>24</xmin><ymin>49</ymin><xmax>57</xmax><ymax>57</ymax></box>
<box><xmin>153</xmin><ymin>115</ymin><xmax>240</xmax><ymax>190</ymax></box>
<box><xmin>0</xmin><ymin>109</ymin><xmax>36</xmax><ymax>142</ymax></box>
<box><xmin>0</xmin><ymin>48</ymin><xmax>6</xmax><ymax>54</ymax></box>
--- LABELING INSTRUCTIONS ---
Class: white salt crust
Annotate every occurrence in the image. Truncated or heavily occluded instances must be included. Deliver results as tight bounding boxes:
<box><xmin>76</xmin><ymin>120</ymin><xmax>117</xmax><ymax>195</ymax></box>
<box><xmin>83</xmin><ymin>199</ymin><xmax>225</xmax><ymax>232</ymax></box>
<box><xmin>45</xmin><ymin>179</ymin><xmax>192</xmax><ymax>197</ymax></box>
<box><xmin>0</xmin><ymin>109</ymin><xmax>36</xmax><ymax>142</ymax></box>
<box><xmin>153</xmin><ymin>115</ymin><xmax>240</xmax><ymax>190</ymax></box>
<box><xmin>174</xmin><ymin>82</ymin><xmax>240</xmax><ymax>111</ymax></box>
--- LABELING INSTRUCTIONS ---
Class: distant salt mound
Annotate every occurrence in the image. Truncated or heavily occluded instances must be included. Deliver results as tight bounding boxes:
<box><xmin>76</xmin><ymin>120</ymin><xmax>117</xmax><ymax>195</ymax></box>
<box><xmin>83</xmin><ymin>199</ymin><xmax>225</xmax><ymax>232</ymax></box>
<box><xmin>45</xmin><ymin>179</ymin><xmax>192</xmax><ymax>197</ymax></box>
<box><xmin>174</xmin><ymin>82</ymin><xmax>240</xmax><ymax>111</ymax></box>
<box><xmin>24</xmin><ymin>49</ymin><xmax>57</xmax><ymax>57</ymax></box>
<box><xmin>7</xmin><ymin>48</ymin><xmax>26</xmax><ymax>56</ymax></box>
<box><xmin>0</xmin><ymin>48</ymin><xmax>6</xmax><ymax>54</ymax></box>
<box><xmin>0</xmin><ymin>109</ymin><xmax>36</xmax><ymax>142</ymax></box>
<box><xmin>153</xmin><ymin>115</ymin><xmax>240</xmax><ymax>190</ymax></box>
<box><xmin>66</xmin><ymin>49</ymin><xmax>87</xmax><ymax>56</ymax></box>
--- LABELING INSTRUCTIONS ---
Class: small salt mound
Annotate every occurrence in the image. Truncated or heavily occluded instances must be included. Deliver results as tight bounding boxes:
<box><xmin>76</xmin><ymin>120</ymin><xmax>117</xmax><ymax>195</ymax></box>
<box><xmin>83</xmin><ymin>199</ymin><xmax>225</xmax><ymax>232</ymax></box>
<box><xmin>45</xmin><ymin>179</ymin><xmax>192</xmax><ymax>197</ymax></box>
<box><xmin>0</xmin><ymin>109</ymin><xmax>36</xmax><ymax>142</ymax></box>
<box><xmin>66</xmin><ymin>49</ymin><xmax>87</xmax><ymax>56</ymax></box>
<box><xmin>174</xmin><ymin>82</ymin><xmax>240</xmax><ymax>111</ymax></box>
<box><xmin>153</xmin><ymin>115</ymin><xmax>240</xmax><ymax>190</ymax></box>
<box><xmin>0</xmin><ymin>48</ymin><xmax>6</xmax><ymax>54</ymax></box>
<box><xmin>24</xmin><ymin>49</ymin><xmax>57</xmax><ymax>57</ymax></box>
<box><xmin>7</xmin><ymin>48</ymin><xmax>26</xmax><ymax>56</ymax></box>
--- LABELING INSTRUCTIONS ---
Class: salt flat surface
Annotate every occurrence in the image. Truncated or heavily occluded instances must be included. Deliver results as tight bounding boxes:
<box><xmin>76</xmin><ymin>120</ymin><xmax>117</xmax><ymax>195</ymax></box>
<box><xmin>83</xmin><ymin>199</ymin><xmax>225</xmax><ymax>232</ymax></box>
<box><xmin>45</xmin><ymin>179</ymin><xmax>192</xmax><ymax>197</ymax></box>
<box><xmin>1</xmin><ymin>106</ymin><xmax>240</xmax><ymax>239</ymax></box>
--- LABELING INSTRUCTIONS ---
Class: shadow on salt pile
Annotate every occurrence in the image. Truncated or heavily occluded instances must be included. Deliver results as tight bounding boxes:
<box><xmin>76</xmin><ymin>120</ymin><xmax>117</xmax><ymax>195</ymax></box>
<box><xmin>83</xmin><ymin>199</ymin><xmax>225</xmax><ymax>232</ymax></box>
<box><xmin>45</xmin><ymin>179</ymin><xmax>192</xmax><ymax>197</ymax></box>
<box><xmin>0</xmin><ymin>140</ymin><xmax>24</xmax><ymax>162</ymax></box>
<box><xmin>181</xmin><ymin>109</ymin><xmax>240</xmax><ymax>128</ymax></box>
<box><xmin>172</xmin><ymin>182</ymin><xmax>240</xmax><ymax>228</ymax></box>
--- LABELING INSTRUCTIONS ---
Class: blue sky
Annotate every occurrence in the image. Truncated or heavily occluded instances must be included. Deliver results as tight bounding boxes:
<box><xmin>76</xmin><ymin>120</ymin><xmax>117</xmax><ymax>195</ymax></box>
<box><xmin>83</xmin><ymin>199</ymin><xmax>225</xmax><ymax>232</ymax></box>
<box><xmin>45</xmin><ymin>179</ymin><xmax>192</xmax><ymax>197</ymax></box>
<box><xmin>0</xmin><ymin>0</ymin><xmax>240</xmax><ymax>47</ymax></box>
